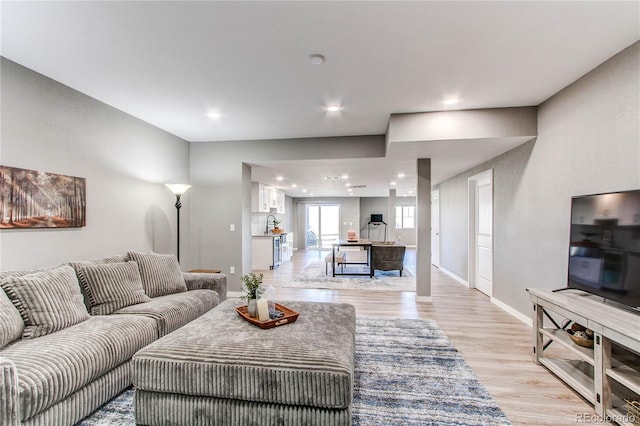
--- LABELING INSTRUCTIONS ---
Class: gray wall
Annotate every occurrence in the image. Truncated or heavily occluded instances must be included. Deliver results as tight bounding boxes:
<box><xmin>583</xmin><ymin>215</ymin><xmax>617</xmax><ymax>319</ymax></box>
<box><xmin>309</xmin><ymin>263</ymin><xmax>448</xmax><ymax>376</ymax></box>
<box><xmin>189</xmin><ymin>136</ymin><xmax>385</xmax><ymax>291</ymax></box>
<box><xmin>436</xmin><ymin>41</ymin><xmax>640</xmax><ymax>317</ymax></box>
<box><xmin>394</xmin><ymin>196</ymin><xmax>417</xmax><ymax>245</ymax></box>
<box><xmin>359</xmin><ymin>197</ymin><xmax>388</xmax><ymax>240</ymax></box>
<box><xmin>358</xmin><ymin>196</ymin><xmax>417</xmax><ymax>244</ymax></box>
<box><xmin>0</xmin><ymin>58</ymin><xmax>191</xmax><ymax>270</ymax></box>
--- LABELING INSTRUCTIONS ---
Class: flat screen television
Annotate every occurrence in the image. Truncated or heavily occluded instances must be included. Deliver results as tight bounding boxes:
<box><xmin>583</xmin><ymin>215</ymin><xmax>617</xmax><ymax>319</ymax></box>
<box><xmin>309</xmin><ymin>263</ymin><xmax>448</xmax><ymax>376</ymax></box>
<box><xmin>567</xmin><ymin>189</ymin><xmax>640</xmax><ymax>312</ymax></box>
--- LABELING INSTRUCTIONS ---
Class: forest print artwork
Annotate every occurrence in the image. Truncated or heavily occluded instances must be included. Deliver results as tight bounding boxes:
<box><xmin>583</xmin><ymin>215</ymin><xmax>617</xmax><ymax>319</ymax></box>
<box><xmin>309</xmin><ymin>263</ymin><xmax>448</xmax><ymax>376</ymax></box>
<box><xmin>0</xmin><ymin>166</ymin><xmax>86</xmax><ymax>229</ymax></box>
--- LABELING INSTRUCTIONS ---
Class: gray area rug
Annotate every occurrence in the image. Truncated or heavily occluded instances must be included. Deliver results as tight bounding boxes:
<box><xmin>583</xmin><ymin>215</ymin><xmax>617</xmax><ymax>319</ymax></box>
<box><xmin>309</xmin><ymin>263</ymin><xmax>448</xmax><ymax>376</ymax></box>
<box><xmin>79</xmin><ymin>317</ymin><xmax>510</xmax><ymax>426</ymax></box>
<box><xmin>275</xmin><ymin>261</ymin><xmax>416</xmax><ymax>292</ymax></box>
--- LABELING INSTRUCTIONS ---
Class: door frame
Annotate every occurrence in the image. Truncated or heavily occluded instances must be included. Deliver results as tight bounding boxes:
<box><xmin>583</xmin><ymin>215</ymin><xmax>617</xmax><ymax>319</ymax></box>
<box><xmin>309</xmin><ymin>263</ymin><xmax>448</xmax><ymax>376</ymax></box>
<box><xmin>305</xmin><ymin>203</ymin><xmax>341</xmax><ymax>250</ymax></box>
<box><xmin>431</xmin><ymin>189</ymin><xmax>440</xmax><ymax>267</ymax></box>
<box><xmin>467</xmin><ymin>169</ymin><xmax>493</xmax><ymax>294</ymax></box>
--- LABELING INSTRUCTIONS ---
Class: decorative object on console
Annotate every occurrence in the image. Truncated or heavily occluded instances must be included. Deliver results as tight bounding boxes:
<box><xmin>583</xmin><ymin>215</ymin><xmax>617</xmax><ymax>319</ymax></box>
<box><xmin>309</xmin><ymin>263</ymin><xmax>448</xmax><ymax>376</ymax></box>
<box><xmin>164</xmin><ymin>183</ymin><xmax>192</xmax><ymax>263</ymax></box>
<box><xmin>347</xmin><ymin>229</ymin><xmax>358</xmax><ymax>241</ymax></box>
<box><xmin>566</xmin><ymin>323</ymin><xmax>594</xmax><ymax>348</ymax></box>
<box><xmin>0</xmin><ymin>165</ymin><xmax>86</xmax><ymax>229</ymax></box>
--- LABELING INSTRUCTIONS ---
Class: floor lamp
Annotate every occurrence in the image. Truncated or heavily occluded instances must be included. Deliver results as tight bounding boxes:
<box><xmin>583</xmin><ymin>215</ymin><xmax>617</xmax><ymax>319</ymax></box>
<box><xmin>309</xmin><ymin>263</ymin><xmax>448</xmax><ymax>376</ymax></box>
<box><xmin>165</xmin><ymin>184</ymin><xmax>192</xmax><ymax>263</ymax></box>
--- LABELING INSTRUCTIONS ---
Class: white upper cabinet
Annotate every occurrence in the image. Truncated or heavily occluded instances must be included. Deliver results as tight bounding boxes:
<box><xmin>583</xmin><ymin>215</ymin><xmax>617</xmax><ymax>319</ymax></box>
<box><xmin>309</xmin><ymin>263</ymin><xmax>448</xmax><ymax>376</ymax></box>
<box><xmin>594</xmin><ymin>193</ymin><xmax>624</xmax><ymax>220</ymax></box>
<box><xmin>276</xmin><ymin>190</ymin><xmax>285</xmax><ymax>214</ymax></box>
<box><xmin>571</xmin><ymin>196</ymin><xmax>596</xmax><ymax>225</ymax></box>
<box><xmin>252</xmin><ymin>182</ymin><xmax>270</xmax><ymax>213</ymax></box>
<box><xmin>252</xmin><ymin>182</ymin><xmax>285</xmax><ymax>213</ymax></box>
<box><xmin>619</xmin><ymin>192</ymin><xmax>640</xmax><ymax>225</ymax></box>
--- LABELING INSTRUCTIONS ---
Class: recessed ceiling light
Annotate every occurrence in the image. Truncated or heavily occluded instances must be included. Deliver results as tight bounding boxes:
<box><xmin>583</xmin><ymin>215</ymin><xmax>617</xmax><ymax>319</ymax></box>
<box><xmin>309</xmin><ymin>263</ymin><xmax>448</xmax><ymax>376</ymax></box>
<box><xmin>308</xmin><ymin>54</ymin><xmax>325</xmax><ymax>65</ymax></box>
<box><xmin>276</xmin><ymin>176</ymin><xmax>284</xmax><ymax>182</ymax></box>
<box><xmin>207</xmin><ymin>112</ymin><xmax>222</xmax><ymax>119</ymax></box>
<box><xmin>302</xmin><ymin>189</ymin><xmax>307</xmax><ymax>193</ymax></box>
<box><xmin>390</xmin><ymin>181</ymin><xmax>397</xmax><ymax>186</ymax></box>
<box><xmin>443</xmin><ymin>98</ymin><xmax>459</xmax><ymax>105</ymax></box>
<box><xmin>341</xmin><ymin>175</ymin><xmax>349</xmax><ymax>180</ymax></box>
<box><xmin>397</xmin><ymin>173</ymin><xmax>405</xmax><ymax>179</ymax></box>
<box><xmin>345</xmin><ymin>183</ymin><xmax>352</xmax><ymax>187</ymax></box>
<box><xmin>326</xmin><ymin>105</ymin><xmax>342</xmax><ymax>112</ymax></box>
<box><xmin>291</xmin><ymin>183</ymin><xmax>297</xmax><ymax>188</ymax></box>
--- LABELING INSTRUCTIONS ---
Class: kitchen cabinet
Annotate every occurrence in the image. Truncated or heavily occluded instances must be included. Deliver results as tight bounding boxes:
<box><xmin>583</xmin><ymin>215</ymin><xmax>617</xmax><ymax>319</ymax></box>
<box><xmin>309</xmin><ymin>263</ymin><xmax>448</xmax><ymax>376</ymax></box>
<box><xmin>251</xmin><ymin>182</ymin><xmax>285</xmax><ymax>213</ymax></box>
<box><xmin>252</xmin><ymin>234</ymin><xmax>290</xmax><ymax>270</ymax></box>
<box><xmin>572</xmin><ymin>196</ymin><xmax>596</xmax><ymax>225</ymax></box>
<box><xmin>252</xmin><ymin>182</ymin><xmax>269</xmax><ymax>213</ymax></box>
<box><xmin>252</xmin><ymin>236</ymin><xmax>277</xmax><ymax>270</ymax></box>
<box><xmin>276</xmin><ymin>190</ymin><xmax>285</xmax><ymax>214</ymax></box>
<box><xmin>619</xmin><ymin>192</ymin><xmax>640</xmax><ymax>226</ymax></box>
<box><xmin>595</xmin><ymin>193</ymin><xmax>624</xmax><ymax>220</ymax></box>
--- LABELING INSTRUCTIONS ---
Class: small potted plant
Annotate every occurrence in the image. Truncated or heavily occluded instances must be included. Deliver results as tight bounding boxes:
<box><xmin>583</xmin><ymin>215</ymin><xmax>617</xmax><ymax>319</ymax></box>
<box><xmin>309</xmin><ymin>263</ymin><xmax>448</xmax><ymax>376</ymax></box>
<box><xmin>272</xmin><ymin>218</ymin><xmax>282</xmax><ymax>234</ymax></box>
<box><xmin>241</xmin><ymin>272</ymin><xmax>263</xmax><ymax>318</ymax></box>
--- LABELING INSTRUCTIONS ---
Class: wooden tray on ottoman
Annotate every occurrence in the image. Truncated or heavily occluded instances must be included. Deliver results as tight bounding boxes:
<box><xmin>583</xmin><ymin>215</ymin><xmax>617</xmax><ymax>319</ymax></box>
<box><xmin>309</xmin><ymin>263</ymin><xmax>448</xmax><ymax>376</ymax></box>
<box><xmin>236</xmin><ymin>303</ymin><xmax>300</xmax><ymax>329</ymax></box>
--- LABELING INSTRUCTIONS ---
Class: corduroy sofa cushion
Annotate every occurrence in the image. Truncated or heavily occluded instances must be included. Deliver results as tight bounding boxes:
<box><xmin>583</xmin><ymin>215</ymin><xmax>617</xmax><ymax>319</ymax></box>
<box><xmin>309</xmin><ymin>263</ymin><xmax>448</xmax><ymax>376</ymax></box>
<box><xmin>0</xmin><ymin>314</ymin><xmax>157</xmax><ymax>422</ymax></box>
<box><xmin>127</xmin><ymin>252</ymin><xmax>187</xmax><ymax>298</ymax></box>
<box><xmin>0</xmin><ymin>289</ymin><xmax>24</xmax><ymax>349</ymax></box>
<box><xmin>75</xmin><ymin>261</ymin><xmax>151</xmax><ymax>315</ymax></box>
<box><xmin>0</xmin><ymin>266</ymin><xmax>90</xmax><ymax>338</ymax></box>
<box><xmin>114</xmin><ymin>289</ymin><xmax>219</xmax><ymax>337</ymax></box>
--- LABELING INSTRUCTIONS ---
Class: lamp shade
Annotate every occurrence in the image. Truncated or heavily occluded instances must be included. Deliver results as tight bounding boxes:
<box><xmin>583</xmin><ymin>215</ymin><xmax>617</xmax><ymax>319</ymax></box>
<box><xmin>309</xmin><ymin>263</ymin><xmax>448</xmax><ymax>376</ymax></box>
<box><xmin>165</xmin><ymin>183</ymin><xmax>192</xmax><ymax>195</ymax></box>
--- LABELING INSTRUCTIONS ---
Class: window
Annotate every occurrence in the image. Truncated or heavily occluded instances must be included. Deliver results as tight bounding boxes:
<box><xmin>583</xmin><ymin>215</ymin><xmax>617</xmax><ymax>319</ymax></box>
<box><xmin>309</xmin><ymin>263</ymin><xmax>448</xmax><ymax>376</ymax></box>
<box><xmin>395</xmin><ymin>206</ymin><xmax>415</xmax><ymax>229</ymax></box>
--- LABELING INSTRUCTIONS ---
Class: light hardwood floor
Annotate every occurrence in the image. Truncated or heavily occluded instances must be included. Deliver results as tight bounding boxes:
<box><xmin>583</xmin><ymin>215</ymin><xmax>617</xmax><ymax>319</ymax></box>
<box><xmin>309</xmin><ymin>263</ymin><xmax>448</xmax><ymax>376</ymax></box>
<box><xmin>259</xmin><ymin>248</ymin><xmax>596</xmax><ymax>425</ymax></box>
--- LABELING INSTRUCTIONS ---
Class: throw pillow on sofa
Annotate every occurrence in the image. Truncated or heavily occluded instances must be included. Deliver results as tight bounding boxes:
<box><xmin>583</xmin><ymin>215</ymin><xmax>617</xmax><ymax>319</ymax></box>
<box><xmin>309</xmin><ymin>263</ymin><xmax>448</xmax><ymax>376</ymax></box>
<box><xmin>75</xmin><ymin>261</ymin><xmax>152</xmax><ymax>315</ymax></box>
<box><xmin>0</xmin><ymin>265</ymin><xmax>90</xmax><ymax>338</ymax></box>
<box><xmin>127</xmin><ymin>251</ymin><xmax>188</xmax><ymax>298</ymax></box>
<box><xmin>0</xmin><ymin>288</ymin><xmax>24</xmax><ymax>348</ymax></box>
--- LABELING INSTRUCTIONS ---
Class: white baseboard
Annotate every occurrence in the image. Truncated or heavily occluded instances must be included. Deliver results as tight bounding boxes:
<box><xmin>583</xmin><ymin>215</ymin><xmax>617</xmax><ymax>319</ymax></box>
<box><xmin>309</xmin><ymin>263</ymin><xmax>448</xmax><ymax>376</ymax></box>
<box><xmin>415</xmin><ymin>295</ymin><xmax>433</xmax><ymax>303</ymax></box>
<box><xmin>491</xmin><ymin>297</ymin><xmax>532</xmax><ymax>327</ymax></box>
<box><xmin>437</xmin><ymin>267</ymin><xmax>530</xmax><ymax>326</ymax></box>
<box><xmin>227</xmin><ymin>291</ymin><xmax>243</xmax><ymax>299</ymax></box>
<box><xmin>438</xmin><ymin>266</ymin><xmax>470</xmax><ymax>288</ymax></box>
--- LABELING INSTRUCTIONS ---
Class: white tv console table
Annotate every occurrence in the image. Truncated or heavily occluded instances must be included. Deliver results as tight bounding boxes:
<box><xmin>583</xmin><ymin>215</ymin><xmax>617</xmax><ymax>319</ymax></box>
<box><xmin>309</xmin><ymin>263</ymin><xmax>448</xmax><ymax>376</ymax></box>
<box><xmin>528</xmin><ymin>288</ymin><xmax>640</xmax><ymax>425</ymax></box>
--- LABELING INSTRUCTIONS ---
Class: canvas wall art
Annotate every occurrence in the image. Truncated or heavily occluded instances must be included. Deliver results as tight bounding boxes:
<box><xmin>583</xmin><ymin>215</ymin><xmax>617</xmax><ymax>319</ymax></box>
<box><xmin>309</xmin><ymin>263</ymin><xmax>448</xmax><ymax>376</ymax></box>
<box><xmin>0</xmin><ymin>165</ymin><xmax>86</xmax><ymax>229</ymax></box>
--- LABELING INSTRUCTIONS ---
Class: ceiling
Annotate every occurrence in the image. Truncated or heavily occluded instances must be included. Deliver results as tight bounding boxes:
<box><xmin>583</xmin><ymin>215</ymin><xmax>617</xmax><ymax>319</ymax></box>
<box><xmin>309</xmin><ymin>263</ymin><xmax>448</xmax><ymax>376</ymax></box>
<box><xmin>2</xmin><ymin>1</ymin><xmax>639</xmax><ymax>197</ymax></box>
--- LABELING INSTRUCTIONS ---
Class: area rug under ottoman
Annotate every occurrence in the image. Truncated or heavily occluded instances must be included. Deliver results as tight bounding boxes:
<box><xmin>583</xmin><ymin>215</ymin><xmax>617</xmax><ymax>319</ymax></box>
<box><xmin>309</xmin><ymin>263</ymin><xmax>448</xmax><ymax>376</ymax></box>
<box><xmin>131</xmin><ymin>299</ymin><xmax>356</xmax><ymax>426</ymax></box>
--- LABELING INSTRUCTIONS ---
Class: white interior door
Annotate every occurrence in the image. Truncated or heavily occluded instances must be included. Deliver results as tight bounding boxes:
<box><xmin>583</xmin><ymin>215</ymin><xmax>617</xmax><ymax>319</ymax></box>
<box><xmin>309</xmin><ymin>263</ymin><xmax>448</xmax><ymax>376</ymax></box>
<box><xmin>431</xmin><ymin>190</ymin><xmax>440</xmax><ymax>267</ymax></box>
<box><xmin>470</xmin><ymin>170</ymin><xmax>493</xmax><ymax>296</ymax></box>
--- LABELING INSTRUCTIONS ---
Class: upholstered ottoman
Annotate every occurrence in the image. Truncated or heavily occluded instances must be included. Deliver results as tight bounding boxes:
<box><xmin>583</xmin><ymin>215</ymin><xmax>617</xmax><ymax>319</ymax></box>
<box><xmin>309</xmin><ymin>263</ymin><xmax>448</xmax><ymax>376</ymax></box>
<box><xmin>131</xmin><ymin>299</ymin><xmax>356</xmax><ymax>426</ymax></box>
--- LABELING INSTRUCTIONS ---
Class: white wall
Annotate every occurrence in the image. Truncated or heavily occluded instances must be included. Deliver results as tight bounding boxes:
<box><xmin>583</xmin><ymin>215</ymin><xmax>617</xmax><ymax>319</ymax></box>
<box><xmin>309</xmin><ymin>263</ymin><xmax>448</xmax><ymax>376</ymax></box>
<box><xmin>436</xmin><ymin>41</ymin><xmax>640</xmax><ymax>317</ymax></box>
<box><xmin>0</xmin><ymin>58</ymin><xmax>191</xmax><ymax>270</ymax></box>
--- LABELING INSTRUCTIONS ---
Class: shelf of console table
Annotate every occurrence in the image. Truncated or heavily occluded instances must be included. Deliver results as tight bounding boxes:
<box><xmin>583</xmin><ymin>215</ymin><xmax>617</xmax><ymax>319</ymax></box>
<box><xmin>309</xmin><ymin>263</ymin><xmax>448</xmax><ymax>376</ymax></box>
<box><xmin>528</xmin><ymin>288</ymin><xmax>640</xmax><ymax>425</ymax></box>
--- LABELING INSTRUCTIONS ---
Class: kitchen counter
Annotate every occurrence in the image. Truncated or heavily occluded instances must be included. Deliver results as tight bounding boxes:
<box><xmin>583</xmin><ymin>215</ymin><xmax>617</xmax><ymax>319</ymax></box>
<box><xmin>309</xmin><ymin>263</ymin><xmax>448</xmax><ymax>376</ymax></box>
<box><xmin>251</xmin><ymin>234</ymin><xmax>290</xmax><ymax>270</ymax></box>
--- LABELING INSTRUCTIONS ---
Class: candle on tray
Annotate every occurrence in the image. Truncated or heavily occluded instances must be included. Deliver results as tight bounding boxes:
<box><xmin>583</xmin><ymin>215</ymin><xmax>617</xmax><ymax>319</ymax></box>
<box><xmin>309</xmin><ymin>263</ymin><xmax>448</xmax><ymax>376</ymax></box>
<box><xmin>257</xmin><ymin>298</ymin><xmax>269</xmax><ymax>321</ymax></box>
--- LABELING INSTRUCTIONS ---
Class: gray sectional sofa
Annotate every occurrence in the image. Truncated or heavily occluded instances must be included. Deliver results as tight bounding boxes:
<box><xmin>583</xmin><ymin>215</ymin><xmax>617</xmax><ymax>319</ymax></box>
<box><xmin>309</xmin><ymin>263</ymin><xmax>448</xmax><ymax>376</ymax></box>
<box><xmin>0</xmin><ymin>251</ymin><xmax>227</xmax><ymax>426</ymax></box>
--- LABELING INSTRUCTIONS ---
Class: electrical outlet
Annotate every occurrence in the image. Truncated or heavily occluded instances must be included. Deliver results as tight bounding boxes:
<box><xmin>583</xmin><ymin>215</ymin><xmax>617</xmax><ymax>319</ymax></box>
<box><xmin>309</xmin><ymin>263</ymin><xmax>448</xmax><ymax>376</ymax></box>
<box><xmin>230</xmin><ymin>224</ymin><xmax>235</xmax><ymax>232</ymax></box>
<box><xmin>230</xmin><ymin>266</ymin><xmax>235</xmax><ymax>274</ymax></box>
